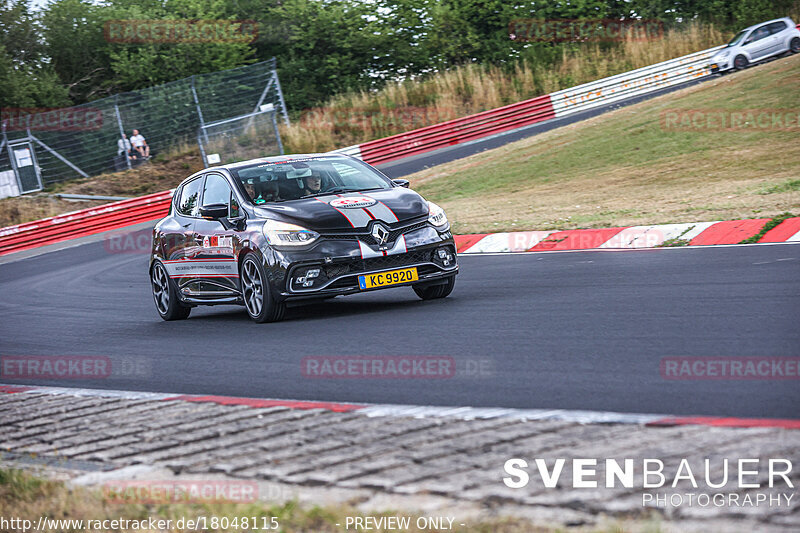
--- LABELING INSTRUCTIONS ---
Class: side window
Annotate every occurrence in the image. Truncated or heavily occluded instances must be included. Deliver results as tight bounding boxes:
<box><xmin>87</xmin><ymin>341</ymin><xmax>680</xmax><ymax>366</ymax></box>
<box><xmin>201</xmin><ymin>173</ymin><xmax>232</xmax><ymax>207</ymax></box>
<box><xmin>177</xmin><ymin>178</ymin><xmax>203</xmax><ymax>217</ymax></box>
<box><xmin>769</xmin><ymin>21</ymin><xmax>787</xmax><ymax>34</ymax></box>
<box><xmin>748</xmin><ymin>26</ymin><xmax>770</xmax><ymax>43</ymax></box>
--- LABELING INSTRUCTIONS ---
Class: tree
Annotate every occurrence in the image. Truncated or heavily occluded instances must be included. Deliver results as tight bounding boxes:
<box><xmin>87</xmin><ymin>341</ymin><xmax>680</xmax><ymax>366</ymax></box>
<box><xmin>0</xmin><ymin>0</ymin><xmax>69</xmax><ymax>108</ymax></box>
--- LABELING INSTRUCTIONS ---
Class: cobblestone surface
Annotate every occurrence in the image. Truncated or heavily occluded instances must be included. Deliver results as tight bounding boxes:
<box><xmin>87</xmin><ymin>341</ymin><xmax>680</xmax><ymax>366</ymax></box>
<box><xmin>1</xmin><ymin>391</ymin><xmax>798</xmax><ymax>532</ymax></box>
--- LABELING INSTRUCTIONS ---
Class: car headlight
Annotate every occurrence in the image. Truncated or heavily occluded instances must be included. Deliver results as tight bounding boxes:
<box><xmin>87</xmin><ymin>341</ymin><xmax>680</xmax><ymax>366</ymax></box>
<box><xmin>263</xmin><ymin>219</ymin><xmax>319</xmax><ymax>247</ymax></box>
<box><xmin>715</xmin><ymin>51</ymin><xmax>729</xmax><ymax>60</ymax></box>
<box><xmin>427</xmin><ymin>201</ymin><xmax>448</xmax><ymax>228</ymax></box>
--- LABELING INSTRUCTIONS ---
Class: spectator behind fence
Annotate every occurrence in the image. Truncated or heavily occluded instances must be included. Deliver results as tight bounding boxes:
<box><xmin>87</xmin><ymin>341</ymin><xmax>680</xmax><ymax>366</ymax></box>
<box><xmin>130</xmin><ymin>129</ymin><xmax>150</xmax><ymax>158</ymax></box>
<box><xmin>117</xmin><ymin>133</ymin><xmax>131</xmax><ymax>157</ymax></box>
<box><xmin>114</xmin><ymin>133</ymin><xmax>137</xmax><ymax>170</ymax></box>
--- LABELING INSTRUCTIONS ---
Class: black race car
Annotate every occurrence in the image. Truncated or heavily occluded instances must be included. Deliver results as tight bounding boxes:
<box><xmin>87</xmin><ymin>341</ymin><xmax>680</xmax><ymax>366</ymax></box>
<box><xmin>150</xmin><ymin>154</ymin><xmax>458</xmax><ymax>322</ymax></box>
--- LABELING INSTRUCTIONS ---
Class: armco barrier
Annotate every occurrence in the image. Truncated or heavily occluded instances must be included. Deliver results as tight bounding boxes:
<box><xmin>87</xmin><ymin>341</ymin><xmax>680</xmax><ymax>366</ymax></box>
<box><xmin>353</xmin><ymin>95</ymin><xmax>555</xmax><ymax>166</ymax></box>
<box><xmin>549</xmin><ymin>45</ymin><xmax>723</xmax><ymax>118</ymax></box>
<box><xmin>0</xmin><ymin>190</ymin><xmax>173</xmax><ymax>256</ymax></box>
<box><xmin>337</xmin><ymin>45</ymin><xmax>723</xmax><ymax>165</ymax></box>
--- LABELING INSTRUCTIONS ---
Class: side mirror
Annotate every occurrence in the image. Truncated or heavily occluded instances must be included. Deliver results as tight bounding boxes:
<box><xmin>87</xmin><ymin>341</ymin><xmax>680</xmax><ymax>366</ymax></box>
<box><xmin>392</xmin><ymin>179</ymin><xmax>410</xmax><ymax>188</ymax></box>
<box><xmin>199</xmin><ymin>204</ymin><xmax>229</xmax><ymax>220</ymax></box>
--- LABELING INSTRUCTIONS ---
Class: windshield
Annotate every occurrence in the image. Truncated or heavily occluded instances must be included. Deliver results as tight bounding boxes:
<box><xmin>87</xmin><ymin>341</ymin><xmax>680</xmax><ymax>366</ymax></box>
<box><xmin>727</xmin><ymin>30</ymin><xmax>747</xmax><ymax>47</ymax></box>
<box><xmin>231</xmin><ymin>156</ymin><xmax>392</xmax><ymax>204</ymax></box>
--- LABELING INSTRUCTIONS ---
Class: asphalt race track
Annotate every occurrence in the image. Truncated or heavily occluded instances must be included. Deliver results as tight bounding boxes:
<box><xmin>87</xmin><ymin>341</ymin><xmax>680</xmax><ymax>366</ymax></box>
<box><xmin>1</xmin><ymin>241</ymin><xmax>798</xmax><ymax>419</ymax></box>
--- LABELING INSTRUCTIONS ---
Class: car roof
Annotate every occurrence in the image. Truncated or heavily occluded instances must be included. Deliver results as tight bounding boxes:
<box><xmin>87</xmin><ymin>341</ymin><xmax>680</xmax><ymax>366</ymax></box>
<box><xmin>221</xmin><ymin>153</ymin><xmax>348</xmax><ymax>171</ymax></box>
<box><xmin>740</xmin><ymin>17</ymin><xmax>793</xmax><ymax>33</ymax></box>
<box><xmin>176</xmin><ymin>153</ymin><xmax>353</xmax><ymax>188</ymax></box>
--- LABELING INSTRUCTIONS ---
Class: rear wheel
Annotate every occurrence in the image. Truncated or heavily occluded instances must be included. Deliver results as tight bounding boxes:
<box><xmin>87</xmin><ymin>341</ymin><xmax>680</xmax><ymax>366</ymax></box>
<box><xmin>151</xmin><ymin>261</ymin><xmax>191</xmax><ymax>321</ymax></box>
<box><xmin>240</xmin><ymin>253</ymin><xmax>285</xmax><ymax>323</ymax></box>
<box><xmin>733</xmin><ymin>55</ymin><xmax>748</xmax><ymax>70</ymax></box>
<box><xmin>413</xmin><ymin>275</ymin><xmax>456</xmax><ymax>300</ymax></box>
<box><xmin>790</xmin><ymin>37</ymin><xmax>800</xmax><ymax>54</ymax></box>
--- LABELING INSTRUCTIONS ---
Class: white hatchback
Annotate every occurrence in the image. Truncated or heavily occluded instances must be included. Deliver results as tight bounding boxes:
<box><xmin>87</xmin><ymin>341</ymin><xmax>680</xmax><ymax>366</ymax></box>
<box><xmin>709</xmin><ymin>17</ymin><xmax>800</xmax><ymax>72</ymax></box>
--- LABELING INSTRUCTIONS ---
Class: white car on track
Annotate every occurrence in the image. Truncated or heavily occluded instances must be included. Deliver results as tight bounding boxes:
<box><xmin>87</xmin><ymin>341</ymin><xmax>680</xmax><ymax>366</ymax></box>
<box><xmin>709</xmin><ymin>17</ymin><xmax>800</xmax><ymax>73</ymax></box>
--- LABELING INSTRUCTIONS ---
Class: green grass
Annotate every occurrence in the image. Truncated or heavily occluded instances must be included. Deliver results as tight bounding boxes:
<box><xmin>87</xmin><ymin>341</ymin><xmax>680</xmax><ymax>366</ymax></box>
<box><xmin>409</xmin><ymin>54</ymin><xmax>800</xmax><ymax>234</ymax></box>
<box><xmin>759</xmin><ymin>179</ymin><xmax>800</xmax><ymax>195</ymax></box>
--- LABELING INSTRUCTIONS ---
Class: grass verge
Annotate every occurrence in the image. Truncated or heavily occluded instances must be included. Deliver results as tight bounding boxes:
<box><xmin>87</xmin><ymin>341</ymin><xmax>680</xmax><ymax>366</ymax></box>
<box><xmin>0</xmin><ymin>468</ymin><xmax>661</xmax><ymax>533</ymax></box>
<box><xmin>282</xmin><ymin>23</ymin><xmax>726</xmax><ymax>153</ymax></box>
<box><xmin>410</xmin><ymin>53</ymin><xmax>800</xmax><ymax>235</ymax></box>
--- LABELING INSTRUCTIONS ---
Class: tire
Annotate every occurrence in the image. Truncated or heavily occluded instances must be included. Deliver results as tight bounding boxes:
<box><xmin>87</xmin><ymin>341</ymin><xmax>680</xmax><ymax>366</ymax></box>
<box><xmin>733</xmin><ymin>55</ymin><xmax>748</xmax><ymax>70</ymax></box>
<box><xmin>151</xmin><ymin>261</ymin><xmax>191</xmax><ymax>321</ymax></box>
<box><xmin>240</xmin><ymin>253</ymin><xmax>285</xmax><ymax>323</ymax></box>
<box><xmin>413</xmin><ymin>275</ymin><xmax>456</xmax><ymax>300</ymax></box>
<box><xmin>790</xmin><ymin>37</ymin><xmax>800</xmax><ymax>54</ymax></box>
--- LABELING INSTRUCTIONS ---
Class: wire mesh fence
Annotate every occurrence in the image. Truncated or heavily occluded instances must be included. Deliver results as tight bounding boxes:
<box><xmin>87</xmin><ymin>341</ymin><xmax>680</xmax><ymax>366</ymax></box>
<box><xmin>199</xmin><ymin>108</ymin><xmax>283</xmax><ymax>167</ymax></box>
<box><xmin>0</xmin><ymin>58</ymin><xmax>288</xmax><ymax>188</ymax></box>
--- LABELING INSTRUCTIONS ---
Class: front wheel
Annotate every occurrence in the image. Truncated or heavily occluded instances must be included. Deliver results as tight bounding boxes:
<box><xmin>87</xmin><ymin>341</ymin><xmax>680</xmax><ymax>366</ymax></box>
<box><xmin>413</xmin><ymin>275</ymin><xmax>456</xmax><ymax>300</ymax></box>
<box><xmin>240</xmin><ymin>253</ymin><xmax>285</xmax><ymax>323</ymax></box>
<box><xmin>151</xmin><ymin>261</ymin><xmax>191</xmax><ymax>321</ymax></box>
<box><xmin>790</xmin><ymin>37</ymin><xmax>800</xmax><ymax>54</ymax></box>
<box><xmin>733</xmin><ymin>55</ymin><xmax>748</xmax><ymax>70</ymax></box>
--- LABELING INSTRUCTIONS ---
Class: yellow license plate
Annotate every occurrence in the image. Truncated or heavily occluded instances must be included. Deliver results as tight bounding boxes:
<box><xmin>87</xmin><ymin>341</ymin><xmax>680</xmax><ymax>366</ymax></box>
<box><xmin>359</xmin><ymin>267</ymin><xmax>418</xmax><ymax>289</ymax></box>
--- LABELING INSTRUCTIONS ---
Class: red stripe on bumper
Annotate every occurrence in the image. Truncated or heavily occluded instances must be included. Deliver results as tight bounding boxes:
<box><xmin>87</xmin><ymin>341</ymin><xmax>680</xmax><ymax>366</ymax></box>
<box><xmin>164</xmin><ymin>394</ymin><xmax>365</xmax><ymax>413</ymax></box>
<box><xmin>689</xmin><ymin>219</ymin><xmax>770</xmax><ymax>245</ymax></box>
<box><xmin>454</xmin><ymin>233</ymin><xmax>489</xmax><ymax>252</ymax></box>
<box><xmin>528</xmin><ymin>227</ymin><xmax>628</xmax><ymax>251</ymax></box>
<box><xmin>647</xmin><ymin>416</ymin><xmax>800</xmax><ymax>430</ymax></box>
<box><xmin>0</xmin><ymin>385</ymin><xmax>36</xmax><ymax>394</ymax></box>
<box><xmin>758</xmin><ymin>217</ymin><xmax>800</xmax><ymax>243</ymax></box>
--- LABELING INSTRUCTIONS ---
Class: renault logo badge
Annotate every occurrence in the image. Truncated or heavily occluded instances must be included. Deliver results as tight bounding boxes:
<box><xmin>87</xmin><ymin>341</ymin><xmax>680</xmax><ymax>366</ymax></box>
<box><xmin>371</xmin><ymin>223</ymin><xmax>390</xmax><ymax>245</ymax></box>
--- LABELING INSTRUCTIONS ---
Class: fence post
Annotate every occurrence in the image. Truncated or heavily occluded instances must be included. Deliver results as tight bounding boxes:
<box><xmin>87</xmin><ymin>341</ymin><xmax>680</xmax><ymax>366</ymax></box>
<box><xmin>272</xmin><ymin>67</ymin><xmax>290</xmax><ymax>126</ymax></box>
<box><xmin>271</xmin><ymin>112</ymin><xmax>284</xmax><ymax>155</ymax></box>
<box><xmin>191</xmin><ymin>75</ymin><xmax>209</xmax><ymax>145</ymax></box>
<box><xmin>197</xmin><ymin>133</ymin><xmax>208</xmax><ymax>168</ymax></box>
<box><xmin>114</xmin><ymin>95</ymin><xmax>132</xmax><ymax>170</ymax></box>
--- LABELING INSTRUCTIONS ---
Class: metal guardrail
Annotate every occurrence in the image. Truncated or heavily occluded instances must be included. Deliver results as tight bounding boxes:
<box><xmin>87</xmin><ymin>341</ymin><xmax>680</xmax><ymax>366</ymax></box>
<box><xmin>354</xmin><ymin>95</ymin><xmax>555</xmax><ymax>166</ymax></box>
<box><xmin>549</xmin><ymin>46</ymin><xmax>723</xmax><ymax>117</ymax></box>
<box><xmin>337</xmin><ymin>45</ymin><xmax>723</xmax><ymax>166</ymax></box>
<box><xmin>0</xmin><ymin>190</ymin><xmax>173</xmax><ymax>256</ymax></box>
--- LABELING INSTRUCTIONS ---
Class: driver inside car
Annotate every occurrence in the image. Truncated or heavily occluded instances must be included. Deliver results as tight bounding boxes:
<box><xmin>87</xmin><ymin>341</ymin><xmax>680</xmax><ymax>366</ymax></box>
<box><xmin>301</xmin><ymin>174</ymin><xmax>323</xmax><ymax>196</ymax></box>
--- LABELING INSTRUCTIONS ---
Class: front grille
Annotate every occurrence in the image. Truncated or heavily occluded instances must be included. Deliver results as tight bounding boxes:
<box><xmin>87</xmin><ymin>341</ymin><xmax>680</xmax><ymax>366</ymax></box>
<box><xmin>321</xmin><ymin>220</ymin><xmax>429</xmax><ymax>246</ymax></box>
<box><xmin>323</xmin><ymin>250</ymin><xmax>431</xmax><ymax>279</ymax></box>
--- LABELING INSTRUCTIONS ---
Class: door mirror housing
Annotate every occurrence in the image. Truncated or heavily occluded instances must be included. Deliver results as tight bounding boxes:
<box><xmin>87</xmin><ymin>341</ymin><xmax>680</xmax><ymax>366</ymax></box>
<box><xmin>392</xmin><ymin>179</ymin><xmax>410</xmax><ymax>188</ymax></box>
<box><xmin>199</xmin><ymin>204</ymin><xmax>229</xmax><ymax>220</ymax></box>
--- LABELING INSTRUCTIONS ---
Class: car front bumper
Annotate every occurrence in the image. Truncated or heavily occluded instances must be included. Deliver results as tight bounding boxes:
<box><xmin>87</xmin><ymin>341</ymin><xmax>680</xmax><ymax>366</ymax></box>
<box><xmin>271</xmin><ymin>226</ymin><xmax>458</xmax><ymax>300</ymax></box>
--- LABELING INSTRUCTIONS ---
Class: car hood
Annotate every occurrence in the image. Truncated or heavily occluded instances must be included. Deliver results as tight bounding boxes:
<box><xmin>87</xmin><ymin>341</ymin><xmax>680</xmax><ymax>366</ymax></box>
<box><xmin>252</xmin><ymin>188</ymin><xmax>429</xmax><ymax>231</ymax></box>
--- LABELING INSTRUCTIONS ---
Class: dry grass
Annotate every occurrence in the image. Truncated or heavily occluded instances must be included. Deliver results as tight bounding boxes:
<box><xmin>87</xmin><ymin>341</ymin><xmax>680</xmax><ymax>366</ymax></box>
<box><xmin>0</xmin><ymin>468</ymin><xmax>654</xmax><ymax>533</ymax></box>
<box><xmin>411</xmin><ymin>54</ymin><xmax>800</xmax><ymax>234</ymax></box>
<box><xmin>282</xmin><ymin>23</ymin><xmax>726</xmax><ymax>153</ymax></box>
